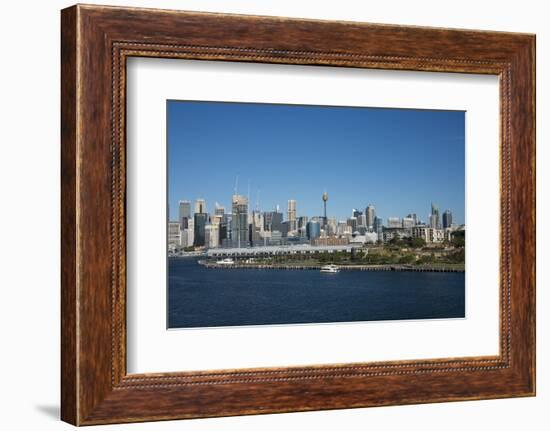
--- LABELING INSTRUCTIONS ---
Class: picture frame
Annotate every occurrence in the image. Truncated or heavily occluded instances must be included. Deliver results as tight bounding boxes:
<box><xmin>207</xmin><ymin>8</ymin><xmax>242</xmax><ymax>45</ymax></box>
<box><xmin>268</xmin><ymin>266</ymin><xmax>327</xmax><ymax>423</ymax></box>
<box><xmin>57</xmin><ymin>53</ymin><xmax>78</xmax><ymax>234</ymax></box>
<box><xmin>61</xmin><ymin>4</ymin><xmax>535</xmax><ymax>425</ymax></box>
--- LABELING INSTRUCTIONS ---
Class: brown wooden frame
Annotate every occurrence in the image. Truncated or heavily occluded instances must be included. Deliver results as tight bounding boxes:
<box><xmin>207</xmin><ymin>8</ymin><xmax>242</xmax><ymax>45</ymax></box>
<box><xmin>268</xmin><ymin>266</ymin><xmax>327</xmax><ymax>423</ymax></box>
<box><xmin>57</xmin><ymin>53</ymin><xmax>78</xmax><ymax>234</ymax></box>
<box><xmin>61</xmin><ymin>4</ymin><xmax>535</xmax><ymax>426</ymax></box>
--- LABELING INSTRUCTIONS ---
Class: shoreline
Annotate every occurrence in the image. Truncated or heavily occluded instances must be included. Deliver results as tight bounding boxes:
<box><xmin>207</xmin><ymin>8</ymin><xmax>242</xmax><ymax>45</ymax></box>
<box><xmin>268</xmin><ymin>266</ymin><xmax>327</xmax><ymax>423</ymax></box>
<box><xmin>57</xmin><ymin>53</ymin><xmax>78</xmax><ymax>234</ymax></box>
<box><xmin>199</xmin><ymin>261</ymin><xmax>464</xmax><ymax>273</ymax></box>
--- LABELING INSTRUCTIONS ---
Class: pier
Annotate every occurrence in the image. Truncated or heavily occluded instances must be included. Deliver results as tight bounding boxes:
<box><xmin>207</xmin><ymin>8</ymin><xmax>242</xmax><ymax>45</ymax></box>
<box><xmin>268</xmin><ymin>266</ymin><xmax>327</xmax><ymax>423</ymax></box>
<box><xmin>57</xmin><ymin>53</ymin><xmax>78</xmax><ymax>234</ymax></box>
<box><xmin>199</xmin><ymin>261</ymin><xmax>464</xmax><ymax>273</ymax></box>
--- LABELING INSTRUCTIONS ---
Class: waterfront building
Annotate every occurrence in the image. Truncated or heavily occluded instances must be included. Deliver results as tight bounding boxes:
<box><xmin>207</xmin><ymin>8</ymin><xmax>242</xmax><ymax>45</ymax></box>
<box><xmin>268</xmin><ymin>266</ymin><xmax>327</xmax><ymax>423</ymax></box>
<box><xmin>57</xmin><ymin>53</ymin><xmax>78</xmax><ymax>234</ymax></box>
<box><xmin>168</xmin><ymin>221</ymin><xmax>181</xmax><ymax>247</ymax></box>
<box><xmin>366</xmin><ymin>204</ymin><xmax>376</xmax><ymax>229</ymax></box>
<box><xmin>178</xmin><ymin>200</ymin><xmax>191</xmax><ymax>230</ymax></box>
<box><xmin>306</xmin><ymin>220</ymin><xmax>321</xmax><ymax>240</ymax></box>
<box><xmin>287</xmin><ymin>199</ymin><xmax>297</xmax><ymax>233</ymax></box>
<box><xmin>312</xmin><ymin>236</ymin><xmax>350</xmax><ymax>246</ymax></box>
<box><xmin>231</xmin><ymin>194</ymin><xmax>249</xmax><ymax>248</ymax></box>
<box><xmin>193</xmin><ymin>212</ymin><xmax>207</xmax><ymax>246</ymax></box>
<box><xmin>430</xmin><ymin>203</ymin><xmax>441</xmax><ymax>229</ymax></box>
<box><xmin>181</xmin><ymin>228</ymin><xmax>194</xmax><ymax>248</ymax></box>
<box><xmin>442</xmin><ymin>209</ymin><xmax>453</xmax><ymax>229</ymax></box>
<box><xmin>387</xmin><ymin>217</ymin><xmax>401</xmax><ymax>228</ymax></box>
<box><xmin>207</xmin><ymin>243</ymin><xmax>357</xmax><ymax>259</ymax></box>
<box><xmin>185</xmin><ymin>219</ymin><xmax>194</xmax><ymax>246</ymax></box>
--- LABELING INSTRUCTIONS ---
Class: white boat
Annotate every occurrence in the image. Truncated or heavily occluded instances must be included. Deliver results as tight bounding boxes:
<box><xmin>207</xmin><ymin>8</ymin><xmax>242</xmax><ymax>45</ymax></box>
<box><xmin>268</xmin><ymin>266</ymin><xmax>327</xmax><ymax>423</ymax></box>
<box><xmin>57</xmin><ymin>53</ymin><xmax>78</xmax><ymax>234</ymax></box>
<box><xmin>216</xmin><ymin>258</ymin><xmax>235</xmax><ymax>265</ymax></box>
<box><xmin>320</xmin><ymin>264</ymin><xmax>340</xmax><ymax>273</ymax></box>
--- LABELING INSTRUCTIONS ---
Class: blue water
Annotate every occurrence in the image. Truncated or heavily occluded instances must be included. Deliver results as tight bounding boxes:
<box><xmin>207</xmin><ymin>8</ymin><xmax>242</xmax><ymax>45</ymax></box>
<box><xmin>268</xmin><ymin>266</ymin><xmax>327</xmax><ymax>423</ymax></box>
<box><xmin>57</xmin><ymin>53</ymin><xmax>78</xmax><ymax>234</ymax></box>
<box><xmin>168</xmin><ymin>258</ymin><xmax>465</xmax><ymax>328</ymax></box>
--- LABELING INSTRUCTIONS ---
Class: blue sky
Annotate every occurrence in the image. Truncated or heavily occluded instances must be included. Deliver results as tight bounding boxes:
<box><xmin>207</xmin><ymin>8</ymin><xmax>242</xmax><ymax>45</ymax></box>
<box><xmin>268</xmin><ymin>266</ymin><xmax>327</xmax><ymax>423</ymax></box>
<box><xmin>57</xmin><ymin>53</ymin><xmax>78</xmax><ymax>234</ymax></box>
<box><xmin>167</xmin><ymin>100</ymin><xmax>465</xmax><ymax>224</ymax></box>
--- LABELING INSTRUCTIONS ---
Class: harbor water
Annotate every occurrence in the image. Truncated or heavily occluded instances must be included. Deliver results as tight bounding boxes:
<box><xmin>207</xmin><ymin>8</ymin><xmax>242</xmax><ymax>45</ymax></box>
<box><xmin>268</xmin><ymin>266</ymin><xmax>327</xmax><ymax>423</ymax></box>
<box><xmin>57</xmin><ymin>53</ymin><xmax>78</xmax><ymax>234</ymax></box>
<box><xmin>168</xmin><ymin>257</ymin><xmax>465</xmax><ymax>328</ymax></box>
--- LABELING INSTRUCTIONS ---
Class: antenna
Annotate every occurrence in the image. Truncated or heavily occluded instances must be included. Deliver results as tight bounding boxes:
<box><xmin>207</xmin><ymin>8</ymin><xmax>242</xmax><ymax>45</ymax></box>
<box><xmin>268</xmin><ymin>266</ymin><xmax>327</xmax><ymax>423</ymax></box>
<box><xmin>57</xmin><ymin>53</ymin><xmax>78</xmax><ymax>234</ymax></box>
<box><xmin>256</xmin><ymin>189</ymin><xmax>260</xmax><ymax>211</ymax></box>
<box><xmin>234</xmin><ymin>175</ymin><xmax>239</xmax><ymax>196</ymax></box>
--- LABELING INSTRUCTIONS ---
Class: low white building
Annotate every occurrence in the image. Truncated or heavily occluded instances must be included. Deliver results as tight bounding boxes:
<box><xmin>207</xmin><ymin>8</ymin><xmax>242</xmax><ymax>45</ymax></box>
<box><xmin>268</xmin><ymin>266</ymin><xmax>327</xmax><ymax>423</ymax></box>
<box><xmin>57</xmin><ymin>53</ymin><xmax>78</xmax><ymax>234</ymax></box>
<box><xmin>412</xmin><ymin>226</ymin><xmax>450</xmax><ymax>243</ymax></box>
<box><xmin>168</xmin><ymin>221</ymin><xmax>181</xmax><ymax>247</ymax></box>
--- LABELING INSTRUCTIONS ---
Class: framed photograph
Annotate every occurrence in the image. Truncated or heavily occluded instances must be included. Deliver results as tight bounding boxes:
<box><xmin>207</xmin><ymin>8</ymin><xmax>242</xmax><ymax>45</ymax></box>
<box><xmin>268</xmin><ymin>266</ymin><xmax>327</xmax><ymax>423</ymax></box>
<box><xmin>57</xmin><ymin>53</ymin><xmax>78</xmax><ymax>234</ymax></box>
<box><xmin>61</xmin><ymin>4</ymin><xmax>535</xmax><ymax>425</ymax></box>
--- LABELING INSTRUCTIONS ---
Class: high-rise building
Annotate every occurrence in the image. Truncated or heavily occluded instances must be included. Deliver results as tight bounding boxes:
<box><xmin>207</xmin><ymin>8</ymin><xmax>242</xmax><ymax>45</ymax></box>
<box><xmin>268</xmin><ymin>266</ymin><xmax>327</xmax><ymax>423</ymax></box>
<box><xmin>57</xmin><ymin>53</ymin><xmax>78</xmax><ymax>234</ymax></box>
<box><xmin>231</xmin><ymin>194</ymin><xmax>249</xmax><ymax>247</ymax></box>
<box><xmin>347</xmin><ymin>216</ymin><xmax>358</xmax><ymax>232</ymax></box>
<box><xmin>214</xmin><ymin>203</ymin><xmax>225</xmax><ymax>217</ymax></box>
<box><xmin>298</xmin><ymin>216</ymin><xmax>309</xmax><ymax>230</ymax></box>
<box><xmin>287</xmin><ymin>199</ymin><xmax>297</xmax><ymax>233</ymax></box>
<box><xmin>352</xmin><ymin>209</ymin><xmax>363</xmax><ymax>219</ymax></box>
<box><xmin>222</xmin><ymin>213</ymin><xmax>232</xmax><ymax>242</ymax></box>
<box><xmin>250</xmin><ymin>210</ymin><xmax>264</xmax><ymax>244</ymax></box>
<box><xmin>205</xmin><ymin>223</ymin><xmax>220</xmax><ymax>248</ymax></box>
<box><xmin>357</xmin><ymin>214</ymin><xmax>367</xmax><ymax>228</ymax></box>
<box><xmin>327</xmin><ymin>217</ymin><xmax>338</xmax><ymax>236</ymax></box>
<box><xmin>442</xmin><ymin>209</ymin><xmax>453</xmax><ymax>229</ymax></box>
<box><xmin>366</xmin><ymin>204</ymin><xmax>376</xmax><ymax>229</ymax></box>
<box><xmin>430</xmin><ymin>203</ymin><xmax>441</xmax><ymax>229</ymax></box>
<box><xmin>178</xmin><ymin>200</ymin><xmax>191</xmax><ymax>230</ymax></box>
<box><xmin>194</xmin><ymin>199</ymin><xmax>206</xmax><ymax>214</ymax></box>
<box><xmin>181</xmin><ymin>228</ymin><xmax>193</xmax><ymax>248</ymax></box>
<box><xmin>306</xmin><ymin>220</ymin><xmax>321</xmax><ymax>240</ymax></box>
<box><xmin>264</xmin><ymin>209</ymin><xmax>283</xmax><ymax>233</ymax></box>
<box><xmin>374</xmin><ymin>216</ymin><xmax>384</xmax><ymax>241</ymax></box>
<box><xmin>193</xmin><ymin>212</ymin><xmax>207</xmax><ymax>246</ymax></box>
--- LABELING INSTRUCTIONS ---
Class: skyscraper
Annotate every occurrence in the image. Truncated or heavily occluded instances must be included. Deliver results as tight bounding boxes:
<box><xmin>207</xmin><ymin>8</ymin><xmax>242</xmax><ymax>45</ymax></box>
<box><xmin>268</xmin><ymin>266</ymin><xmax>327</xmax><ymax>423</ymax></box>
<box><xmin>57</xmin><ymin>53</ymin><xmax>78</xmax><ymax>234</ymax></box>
<box><xmin>264</xmin><ymin>209</ymin><xmax>283</xmax><ymax>233</ymax></box>
<box><xmin>430</xmin><ymin>203</ymin><xmax>441</xmax><ymax>229</ymax></box>
<box><xmin>214</xmin><ymin>203</ymin><xmax>225</xmax><ymax>217</ymax></box>
<box><xmin>366</xmin><ymin>204</ymin><xmax>376</xmax><ymax>229</ymax></box>
<box><xmin>194</xmin><ymin>198</ymin><xmax>206</xmax><ymax>214</ymax></box>
<box><xmin>231</xmin><ymin>194</ymin><xmax>249</xmax><ymax>247</ymax></box>
<box><xmin>193</xmin><ymin>212</ymin><xmax>207</xmax><ymax>246</ymax></box>
<box><xmin>287</xmin><ymin>199</ymin><xmax>297</xmax><ymax>233</ymax></box>
<box><xmin>306</xmin><ymin>220</ymin><xmax>321</xmax><ymax>240</ymax></box>
<box><xmin>178</xmin><ymin>200</ymin><xmax>191</xmax><ymax>230</ymax></box>
<box><xmin>442</xmin><ymin>209</ymin><xmax>453</xmax><ymax>229</ymax></box>
<box><xmin>374</xmin><ymin>216</ymin><xmax>384</xmax><ymax>241</ymax></box>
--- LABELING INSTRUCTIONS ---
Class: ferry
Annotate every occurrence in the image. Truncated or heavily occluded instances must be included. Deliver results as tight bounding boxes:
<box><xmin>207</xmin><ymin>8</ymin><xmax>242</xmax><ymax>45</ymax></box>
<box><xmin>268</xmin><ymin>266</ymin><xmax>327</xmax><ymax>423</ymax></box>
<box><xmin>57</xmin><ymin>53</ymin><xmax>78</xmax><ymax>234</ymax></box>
<box><xmin>216</xmin><ymin>258</ymin><xmax>235</xmax><ymax>265</ymax></box>
<box><xmin>320</xmin><ymin>264</ymin><xmax>340</xmax><ymax>273</ymax></box>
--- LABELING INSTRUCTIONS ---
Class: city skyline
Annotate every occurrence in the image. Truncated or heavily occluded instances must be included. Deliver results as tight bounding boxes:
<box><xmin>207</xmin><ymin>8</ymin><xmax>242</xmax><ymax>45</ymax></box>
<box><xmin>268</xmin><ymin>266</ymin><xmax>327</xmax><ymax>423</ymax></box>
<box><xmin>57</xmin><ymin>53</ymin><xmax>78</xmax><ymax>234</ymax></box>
<box><xmin>171</xmin><ymin>195</ymin><xmax>459</xmax><ymax>228</ymax></box>
<box><xmin>168</xmin><ymin>100</ymin><xmax>465</xmax><ymax>224</ymax></box>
